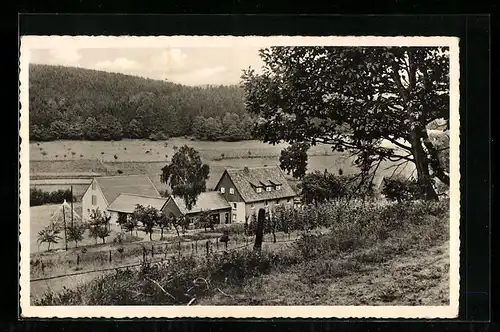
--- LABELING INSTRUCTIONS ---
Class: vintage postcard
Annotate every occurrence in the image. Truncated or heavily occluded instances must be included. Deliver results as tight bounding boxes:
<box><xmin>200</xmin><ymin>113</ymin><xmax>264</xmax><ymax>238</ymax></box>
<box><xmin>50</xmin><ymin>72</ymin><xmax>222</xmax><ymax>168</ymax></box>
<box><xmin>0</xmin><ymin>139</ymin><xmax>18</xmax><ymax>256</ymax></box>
<box><xmin>19</xmin><ymin>35</ymin><xmax>460</xmax><ymax>318</ymax></box>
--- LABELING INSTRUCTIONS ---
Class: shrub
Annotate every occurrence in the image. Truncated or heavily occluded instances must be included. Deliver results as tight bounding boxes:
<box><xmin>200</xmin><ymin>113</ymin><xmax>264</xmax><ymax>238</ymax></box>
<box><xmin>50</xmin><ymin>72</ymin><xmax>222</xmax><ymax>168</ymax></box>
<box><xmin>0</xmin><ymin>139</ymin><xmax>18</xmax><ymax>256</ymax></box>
<box><xmin>148</xmin><ymin>131</ymin><xmax>169</xmax><ymax>141</ymax></box>
<box><xmin>219</xmin><ymin>223</ymin><xmax>246</xmax><ymax>235</ymax></box>
<box><xmin>382</xmin><ymin>177</ymin><xmax>421</xmax><ymax>202</ymax></box>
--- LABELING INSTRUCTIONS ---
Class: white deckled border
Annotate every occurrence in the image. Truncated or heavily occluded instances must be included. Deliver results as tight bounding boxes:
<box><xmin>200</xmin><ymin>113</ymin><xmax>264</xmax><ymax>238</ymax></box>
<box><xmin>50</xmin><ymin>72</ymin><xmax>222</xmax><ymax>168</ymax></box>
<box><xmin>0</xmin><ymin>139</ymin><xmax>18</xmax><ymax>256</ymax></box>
<box><xmin>19</xmin><ymin>35</ymin><xmax>460</xmax><ymax>319</ymax></box>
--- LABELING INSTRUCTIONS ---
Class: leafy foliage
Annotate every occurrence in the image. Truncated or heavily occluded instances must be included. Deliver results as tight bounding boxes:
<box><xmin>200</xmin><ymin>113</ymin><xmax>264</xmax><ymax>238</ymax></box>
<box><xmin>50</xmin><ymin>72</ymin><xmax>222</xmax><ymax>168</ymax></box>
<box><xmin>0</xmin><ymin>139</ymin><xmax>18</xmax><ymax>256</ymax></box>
<box><xmin>66</xmin><ymin>222</ymin><xmax>88</xmax><ymax>248</ymax></box>
<box><xmin>117</xmin><ymin>212</ymin><xmax>138</xmax><ymax>236</ymax></box>
<box><xmin>279</xmin><ymin>142</ymin><xmax>310</xmax><ymax>179</ymax></box>
<box><xmin>381</xmin><ymin>176</ymin><xmax>421</xmax><ymax>202</ymax></box>
<box><xmin>88</xmin><ymin>208</ymin><xmax>112</xmax><ymax>244</ymax></box>
<box><xmin>37</xmin><ymin>221</ymin><xmax>62</xmax><ymax>251</ymax></box>
<box><xmin>300</xmin><ymin>170</ymin><xmax>374</xmax><ymax>204</ymax></box>
<box><xmin>30</xmin><ymin>188</ymin><xmax>75</xmax><ymax>206</ymax></box>
<box><xmin>130</xmin><ymin>205</ymin><xmax>161</xmax><ymax>241</ymax></box>
<box><xmin>241</xmin><ymin>46</ymin><xmax>450</xmax><ymax>200</ymax></box>
<box><xmin>29</xmin><ymin>64</ymin><xmax>251</xmax><ymax>141</ymax></box>
<box><xmin>161</xmin><ymin>146</ymin><xmax>210</xmax><ymax>211</ymax></box>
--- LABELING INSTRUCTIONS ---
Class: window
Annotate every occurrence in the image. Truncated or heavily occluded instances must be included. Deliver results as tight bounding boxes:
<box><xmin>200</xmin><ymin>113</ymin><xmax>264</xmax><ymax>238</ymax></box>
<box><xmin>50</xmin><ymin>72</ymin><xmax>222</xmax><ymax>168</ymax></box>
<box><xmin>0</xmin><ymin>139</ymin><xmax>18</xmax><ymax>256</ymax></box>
<box><xmin>91</xmin><ymin>195</ymin><xmax>97</xmax><ymax>205</ymax></box>
<box><xmin>232</xmin><ymin>213</ymin><xmax>237</xmax><ymax>220</ymax></box>
<box><xmin>91</xmin><ymin>181</ymin><xmax>96</xmax><ymax>190</ymax></box>
<box><xmin>220</xmin><ymin>187</ymin><xmax>225</xmax><ymax>194</ymax></box>
<box><xmin>256</xmin><ymin>187</ymin><xmax>262</xmax><ymax>193</ymax></box>
<box><xmin>264</xmin><ymin>200</ymin><xmax>268</xmax><ymax>206</ymax></box>
<box><xmin>233</xmin><ymin>203</ymin><xmax>237</xmax><ymax>209</ymax></box>
<box><xmin>229</xmin><ymin>188</ymin><xmax>234</xmax><ymax>194</ymax></box>
<box><xmin>251</xmin><ymin>203</ymin><xmax>255</xmax><ymax>209</ymax></box>
<box><xmin>276</xmin><ymin>185</ymin><xmax>281</xmax><ymax>191</ymax></box>
<box><xmin>266</xmin><ymin>186</ymin><xmax>271</xmax><ymax>192</ymax></box>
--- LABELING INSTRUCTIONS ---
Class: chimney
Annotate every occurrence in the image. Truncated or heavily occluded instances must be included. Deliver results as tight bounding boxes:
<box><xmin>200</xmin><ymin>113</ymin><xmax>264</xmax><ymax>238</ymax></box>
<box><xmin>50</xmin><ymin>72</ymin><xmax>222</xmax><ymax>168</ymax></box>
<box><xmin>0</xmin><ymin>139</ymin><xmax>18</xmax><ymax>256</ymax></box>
<box><xmin>243</xmin><ymin>166</ymin><xmax>249</xmax><ymax>174</ymax></box>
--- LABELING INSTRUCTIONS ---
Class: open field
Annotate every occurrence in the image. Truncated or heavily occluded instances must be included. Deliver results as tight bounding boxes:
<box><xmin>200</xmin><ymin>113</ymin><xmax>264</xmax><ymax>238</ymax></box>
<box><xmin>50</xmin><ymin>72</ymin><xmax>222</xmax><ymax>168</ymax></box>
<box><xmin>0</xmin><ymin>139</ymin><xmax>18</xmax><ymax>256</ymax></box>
<box><xmin>29</xmin><ymin>138</ymin><xmax>416</xmax><ymax>198</ymax></box>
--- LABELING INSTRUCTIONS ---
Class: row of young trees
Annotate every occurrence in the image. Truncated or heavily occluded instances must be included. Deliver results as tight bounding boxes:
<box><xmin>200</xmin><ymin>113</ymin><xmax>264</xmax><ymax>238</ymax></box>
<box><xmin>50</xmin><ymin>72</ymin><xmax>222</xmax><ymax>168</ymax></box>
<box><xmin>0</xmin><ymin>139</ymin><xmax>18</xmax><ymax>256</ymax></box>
<box><xmin>37</xmin><ymin>205</ymin><xmax>217</xmax><ymax>252</ymax></box>
<box><xmin>37</xmin><ymin>209</ymin><xmax>111</xmax><ymax>251</ymax></box>
<box><xmin>29</xmin><ymin>64</ymin><xmax>249</xmax><ymax>141</ymax></box>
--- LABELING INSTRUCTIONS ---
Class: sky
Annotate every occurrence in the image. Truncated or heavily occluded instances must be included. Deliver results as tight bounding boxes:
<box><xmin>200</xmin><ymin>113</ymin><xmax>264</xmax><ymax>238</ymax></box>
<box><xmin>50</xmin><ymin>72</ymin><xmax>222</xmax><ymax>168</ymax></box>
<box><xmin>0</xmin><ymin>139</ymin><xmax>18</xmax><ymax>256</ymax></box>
<box><xmin>29</xmin><ymin>46</ymin><xmax>265</xmax><ymax>86</ymax></box>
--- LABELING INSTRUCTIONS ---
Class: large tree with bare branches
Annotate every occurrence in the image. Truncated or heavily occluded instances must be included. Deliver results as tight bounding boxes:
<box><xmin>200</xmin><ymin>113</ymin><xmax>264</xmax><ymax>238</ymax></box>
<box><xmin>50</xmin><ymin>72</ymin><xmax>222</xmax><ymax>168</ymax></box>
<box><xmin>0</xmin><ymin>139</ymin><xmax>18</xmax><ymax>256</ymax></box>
<box><xmin>241</xmin><ymin>46</ymin><xmax>450</xmax><ymax>200</ymax></box>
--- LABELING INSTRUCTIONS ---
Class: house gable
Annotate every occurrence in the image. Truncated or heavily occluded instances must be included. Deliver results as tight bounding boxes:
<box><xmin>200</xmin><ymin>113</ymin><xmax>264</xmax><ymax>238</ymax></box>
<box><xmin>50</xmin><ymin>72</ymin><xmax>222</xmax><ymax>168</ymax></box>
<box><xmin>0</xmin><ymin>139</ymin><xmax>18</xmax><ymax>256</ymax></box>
<box><xmin>214</xmin><ymin>171</ymin><xmax>244</xmax><ymax>202</ymax></box>
<box><xmin>94</xmin><ymin>175</ymin><xmax>160</xmax><ymax>205</ymax></box>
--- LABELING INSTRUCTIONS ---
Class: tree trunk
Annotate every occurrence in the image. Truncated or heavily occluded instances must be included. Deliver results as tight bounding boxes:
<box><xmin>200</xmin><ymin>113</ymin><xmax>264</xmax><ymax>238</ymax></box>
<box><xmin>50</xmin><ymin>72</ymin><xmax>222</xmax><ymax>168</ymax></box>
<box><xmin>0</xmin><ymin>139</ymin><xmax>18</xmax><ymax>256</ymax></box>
<box><xmin>47</xmin><ymin>242</ymin><xmax>51</xmax><ymax>251</ymax></box>
<box><xmin>421</xmin><ymin>129</ymin><xmax>450</xmax><ymax>185</ymax></box>
<box><xmin>102</xmin><ymin>237</ymin><xmax>106</xmax><ymax>244</ymax></box>
<box><xmin>160</xmin><ymin>228</ymin><xmax>164</xmax><ymax>240</ymax></box>
<box><xmin>409</xmin><ymin>129</ymin><xmax>439</xmax><ymax>201</ymax></box>
<box><xmin>149</xmin><ymin>231</ymin><xmax>153</xmax><ymax>241</ymax></box>
<box><xmin>254</xmin><ymin>209</ymin><xmax>265</xmax><ymax>251</ymax></box>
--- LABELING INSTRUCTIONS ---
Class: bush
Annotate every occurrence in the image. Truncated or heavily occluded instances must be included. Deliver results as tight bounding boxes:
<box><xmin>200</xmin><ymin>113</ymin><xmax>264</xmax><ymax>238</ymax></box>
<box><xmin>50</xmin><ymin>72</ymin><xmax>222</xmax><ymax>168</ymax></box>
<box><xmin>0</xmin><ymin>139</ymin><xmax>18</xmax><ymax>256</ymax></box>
<box><xmin>30</xmin><ymin>188</ymin><xmax>75</xmax><ymax>206</ymax></box>
<box><xmin>148</xmin><ymin>131</ymin><xmax>169</xmax><ymax>141</ymax></box>
<box><xmin>219</xmin><ymin>223</ymin><xmax>246</xmax><ymax>235</ymax></box>
<box><xmin>382</xmin><ymin>177</ymin><xmax>421</xmax><ymax>202</ymax></box>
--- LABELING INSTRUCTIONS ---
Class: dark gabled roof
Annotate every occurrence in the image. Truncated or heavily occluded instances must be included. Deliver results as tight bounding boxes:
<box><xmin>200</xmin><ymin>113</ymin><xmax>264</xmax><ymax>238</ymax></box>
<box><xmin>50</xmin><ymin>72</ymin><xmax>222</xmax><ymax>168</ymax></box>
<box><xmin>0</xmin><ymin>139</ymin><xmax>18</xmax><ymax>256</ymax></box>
<box><xmin>107</xmin><ymin>193</ymin><xmax>168</xmax><ymax>214</ymax></box>
<box><xmin>171</xmin><ymin>191</ymin><xmax>231</xmax><ymax>215</ymax></box>
<box><xmin>95</xmin><ymin>175</ymin><xmax>160</xmax><ymax>205</ymax></box>
<box><xmin>225</xmin><ymin>166</ymin><xmax>297</xmax><ymax>203</ymax></box>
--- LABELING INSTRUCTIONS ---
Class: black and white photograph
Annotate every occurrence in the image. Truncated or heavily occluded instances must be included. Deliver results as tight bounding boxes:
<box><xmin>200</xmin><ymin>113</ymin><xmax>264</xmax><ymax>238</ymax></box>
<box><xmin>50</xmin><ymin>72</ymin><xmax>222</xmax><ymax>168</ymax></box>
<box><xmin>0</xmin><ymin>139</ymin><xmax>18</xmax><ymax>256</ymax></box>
<box><xmin>19</xmin><ymin>36</ymin><xmax>460</xmax><ymax>318</ymax></box>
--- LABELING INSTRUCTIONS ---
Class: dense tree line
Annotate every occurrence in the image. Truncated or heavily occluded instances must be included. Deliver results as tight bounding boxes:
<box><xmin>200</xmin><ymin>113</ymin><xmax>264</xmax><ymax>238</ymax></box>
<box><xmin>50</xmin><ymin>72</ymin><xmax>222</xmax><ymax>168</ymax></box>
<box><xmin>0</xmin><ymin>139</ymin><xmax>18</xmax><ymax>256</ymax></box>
<box><xmin>30</xmin><ymin>188</ymin><xmax>75</xmax><ymax>206</ymax></box>
<box><xmin>29</xmin><ymin>64</ymin><xmax>253</xmax><ymax>141</ymax></box>
<box><xmin>191</xmin><ymin>112</ymin><xmax>254</xmax><ymax>141</ymax></box>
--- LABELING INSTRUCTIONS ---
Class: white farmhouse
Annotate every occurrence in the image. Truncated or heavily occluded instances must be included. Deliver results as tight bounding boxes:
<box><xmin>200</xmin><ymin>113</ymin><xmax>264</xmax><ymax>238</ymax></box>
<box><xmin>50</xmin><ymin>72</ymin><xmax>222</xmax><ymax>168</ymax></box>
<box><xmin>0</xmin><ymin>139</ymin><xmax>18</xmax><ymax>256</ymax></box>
<box><xmin>81</xmin><ymin>175</ymin><xmax>161</xmax><ymax>223</ymax></box>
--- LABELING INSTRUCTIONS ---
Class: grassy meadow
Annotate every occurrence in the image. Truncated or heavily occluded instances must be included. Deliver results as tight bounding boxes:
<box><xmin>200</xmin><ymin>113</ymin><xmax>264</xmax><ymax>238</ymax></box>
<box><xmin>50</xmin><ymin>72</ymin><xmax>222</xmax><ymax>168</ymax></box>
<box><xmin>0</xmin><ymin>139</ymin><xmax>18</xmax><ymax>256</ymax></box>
<box><xmin>30</xmin><ymin>138</ymin><xmax>416</xmax><ymax>196</ymax></box>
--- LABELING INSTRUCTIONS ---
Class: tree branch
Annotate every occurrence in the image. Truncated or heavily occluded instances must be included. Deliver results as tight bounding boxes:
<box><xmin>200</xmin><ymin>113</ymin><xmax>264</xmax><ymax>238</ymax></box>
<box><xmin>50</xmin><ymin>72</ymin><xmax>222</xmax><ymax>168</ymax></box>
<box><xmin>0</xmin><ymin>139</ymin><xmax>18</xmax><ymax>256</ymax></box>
<box><xmin>384</xmin><ymin>137</ymin><xmax>412</xmax><ymax>151</ymax></box>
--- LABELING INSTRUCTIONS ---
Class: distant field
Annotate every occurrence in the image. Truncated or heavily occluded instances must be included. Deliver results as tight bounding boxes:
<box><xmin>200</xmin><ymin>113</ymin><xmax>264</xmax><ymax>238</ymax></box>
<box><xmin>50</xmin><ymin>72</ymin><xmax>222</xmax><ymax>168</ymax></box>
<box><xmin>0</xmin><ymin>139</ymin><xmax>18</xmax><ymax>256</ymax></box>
<box><xmin>29</xmin><ymin>138</ymin><xmax>416</xmax><ymax>197</ymax></box>
<box><xmin>30</xmin><ymin>138</ymin><xmax>335</xmax><ymax>162</ymax></box>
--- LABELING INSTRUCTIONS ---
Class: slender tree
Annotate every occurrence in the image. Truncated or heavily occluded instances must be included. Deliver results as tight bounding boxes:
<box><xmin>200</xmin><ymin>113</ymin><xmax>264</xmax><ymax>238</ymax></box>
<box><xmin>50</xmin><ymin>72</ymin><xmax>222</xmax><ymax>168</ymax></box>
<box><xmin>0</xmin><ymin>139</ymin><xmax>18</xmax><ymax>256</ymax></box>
<box><xmin>130</xmin><ymin>204</ymin><xmax>160</xmax><ymax>241</ymax></box>
<box><xmin>37</xmin><ymin>222</ymin><xmax>62</xmax><ymax>251</ymax></box>
<box><xmin>161</xmin><ymin>145</ymin><xmax>210</xmax><ymax>211</ymax></box>
<box><xmin>88</xmin><ymin>208</ymin><xmax>112</xmax><ymax>244</ymax></box>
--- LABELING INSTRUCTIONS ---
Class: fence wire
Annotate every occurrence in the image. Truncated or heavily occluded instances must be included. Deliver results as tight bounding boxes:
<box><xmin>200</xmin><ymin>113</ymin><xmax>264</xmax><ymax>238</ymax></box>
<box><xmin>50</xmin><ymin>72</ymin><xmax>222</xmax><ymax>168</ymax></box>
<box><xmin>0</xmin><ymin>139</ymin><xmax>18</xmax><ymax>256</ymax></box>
<box><xmin>30</xmin><ymin>235</ymin><xmax>302</xmax><ymax>282</ymax></box>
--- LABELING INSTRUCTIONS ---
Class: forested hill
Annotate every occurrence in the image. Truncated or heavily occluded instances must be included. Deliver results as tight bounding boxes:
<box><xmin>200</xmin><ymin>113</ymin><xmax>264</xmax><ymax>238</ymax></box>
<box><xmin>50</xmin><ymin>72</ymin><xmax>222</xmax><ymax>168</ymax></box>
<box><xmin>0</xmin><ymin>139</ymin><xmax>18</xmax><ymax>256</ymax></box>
<box><xmin>29</xmin><ymin>64</ymin><xmax>254</xmax><ymax>141</ymax></box>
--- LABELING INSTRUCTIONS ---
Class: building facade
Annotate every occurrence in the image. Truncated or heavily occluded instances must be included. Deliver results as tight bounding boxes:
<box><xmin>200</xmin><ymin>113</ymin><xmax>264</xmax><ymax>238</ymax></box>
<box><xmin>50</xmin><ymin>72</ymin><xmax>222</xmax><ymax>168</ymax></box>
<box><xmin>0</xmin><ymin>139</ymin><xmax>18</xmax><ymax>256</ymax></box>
<box><xmin>214</xmin><ymin>166</ymin><xmax>297</xmax><ymax>223</ymax></box>
<box><xmin>81</xmin><ymin>175</ymin><xmax>161</xmax><ymax>223</ymax></box>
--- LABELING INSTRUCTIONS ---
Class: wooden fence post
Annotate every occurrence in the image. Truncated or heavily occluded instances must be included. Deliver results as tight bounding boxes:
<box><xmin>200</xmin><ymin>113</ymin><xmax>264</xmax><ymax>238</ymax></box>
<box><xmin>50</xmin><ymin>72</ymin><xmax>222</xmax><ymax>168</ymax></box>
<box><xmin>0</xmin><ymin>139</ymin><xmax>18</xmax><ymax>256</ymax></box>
<box><xmin>109</xmin><ymin>250</ymin><xmax>112</xmax><ymax>263</ymax></box>
<box><xmin>165</xmin><ymin>243</ymin><xmax>168</xmax><ymax>258</ymax></box>
<box><xmin>206</xmin><ymin>240</ymin><xmax>209</xmax><ymax>256</ymax></box>
<box><xmin>254</xmin><ymin>209</ymin><xmax>265</xmax><ymax>251</ymax></box>
<box><xmin>76</xmin><ymin>254</ymin><xmax>80</xmax><ymax>266</ymax></box>
<box><xmin>151</xmin><ymin>245</ymin><xmax>154</xmax><ymax>258</ymax></box>
<box><xmin>195</xmin><ymin>240</ymin><xmax>198</xmax><ymax>253</ymax></box>
<box><xmin>41</xmin><ymin>261</ymin><xmax>44</xmax><ymax>274</ymax></box>
<box><xmin>216</xmin><ymin>238</ymin><xmax>219</xmax><ymax>250</ymax></box>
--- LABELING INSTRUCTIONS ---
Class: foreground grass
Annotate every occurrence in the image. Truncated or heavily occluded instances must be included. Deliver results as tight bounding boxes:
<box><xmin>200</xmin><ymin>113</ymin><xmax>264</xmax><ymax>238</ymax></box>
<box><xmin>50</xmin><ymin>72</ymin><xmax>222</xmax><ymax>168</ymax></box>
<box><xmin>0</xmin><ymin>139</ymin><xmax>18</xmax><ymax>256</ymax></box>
<box><xmin>33</xmin><ymin>200</ymin><xmax>449</xmax><ymax>306</ymax></box>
